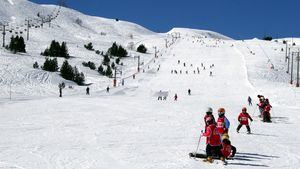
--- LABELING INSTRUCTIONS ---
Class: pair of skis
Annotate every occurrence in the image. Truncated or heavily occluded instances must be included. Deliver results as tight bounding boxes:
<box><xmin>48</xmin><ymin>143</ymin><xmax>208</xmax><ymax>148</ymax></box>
<box><xmin>189</xmin><ymin>153</ymin><xmax>228</xmax><ymax>165</ymax></box>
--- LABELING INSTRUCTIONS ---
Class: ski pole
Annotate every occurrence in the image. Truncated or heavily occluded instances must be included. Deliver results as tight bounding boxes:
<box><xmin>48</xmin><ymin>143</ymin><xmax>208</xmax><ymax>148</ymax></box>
<box><xmin>194</xmin><ymin>130</ymin><xmax>203</xmax><ymax>155</ymax></box>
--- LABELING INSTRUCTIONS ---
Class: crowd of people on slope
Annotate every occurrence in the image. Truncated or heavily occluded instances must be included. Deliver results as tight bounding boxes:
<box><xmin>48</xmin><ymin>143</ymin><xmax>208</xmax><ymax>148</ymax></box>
<box><xmin>199</xmin><ymin>95</ymin><xmax>273</xmax><ymax>164</ymax></box>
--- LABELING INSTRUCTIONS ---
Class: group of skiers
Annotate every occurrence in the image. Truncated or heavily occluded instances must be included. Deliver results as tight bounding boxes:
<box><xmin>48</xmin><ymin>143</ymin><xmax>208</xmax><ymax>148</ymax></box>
<box><xmin>200</xmin><ymin>106</ymin><xmax>256</xmax><ymax>164</ymax></box>
<box><xmin>199</xmin><ymin>95</ymin><xmax>273</xmax><ymax>164</ymax></box>
<box><xmin>257</xmin><ymin>95</ymin><xmax>272</xmax><ymax>122</ymax></box>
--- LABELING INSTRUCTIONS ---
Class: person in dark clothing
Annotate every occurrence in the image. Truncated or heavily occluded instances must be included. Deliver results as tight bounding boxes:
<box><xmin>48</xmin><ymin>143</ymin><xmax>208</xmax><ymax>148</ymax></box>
<box><xmin>188</xmin><ymin>89</ymin><xmax>191</xmax><ymax>95</ymax></box>
<box><xmin>106</xmin><ymin>86</ymin><xmax>110</xmax><ymax>93</ymax></box>
<box><xmin>248</xmin><ymin>96</ymin><xmax>252</xmax><ymax>106</ymax></box>
<box><xmin>86</xmin><ymin>87</ymin><xmax>90</xmax><ymax>95</ymax></box>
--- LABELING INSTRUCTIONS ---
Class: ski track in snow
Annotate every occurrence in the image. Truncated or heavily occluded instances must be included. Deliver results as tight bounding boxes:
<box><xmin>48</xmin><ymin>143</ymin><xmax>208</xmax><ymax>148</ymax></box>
<box><xmin>0</xmin><ymin>1</ymin><xmax>300</xmax><ymax>169</ymax></box>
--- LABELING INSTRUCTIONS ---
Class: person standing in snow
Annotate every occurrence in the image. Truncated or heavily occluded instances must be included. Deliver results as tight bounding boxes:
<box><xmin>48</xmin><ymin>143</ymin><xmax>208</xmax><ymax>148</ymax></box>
<box><xmin>202</xmin><ymin>117</ymin><xmax>222</xmax><ymax>163</ymax></box>
<box><xmin>174</xmin><ymin>94</ymin><xmax>178</xmax><ymax>101</ymax></box>
<box><xmin>257</xmin><ymin>96</ymin><xmax>266</xmax><ymax>117</ymax></box>
<box><xmin>237</xmin><ymin>107</ymin><xmax>253</xmax><ymax>134</ymax></box>
<box><xmin>106</xmin><ymin>86</ymin><xmax>110</xmax><ymax>93</ymax></box>
<box><xmin>248</xmin><ymin>96</ymin><xmax>252</xmax><ymax>106</ymax></box>
<box><xmin>188</xmin><ymin>89</ymin><xmax>191</xmax><ymax>95</ymax></box>
<box><xmin>216</xmin><ymin>108</ymin><xmax>230</xmax><ymax>136</ymax></box>
<box><xmin>86</xmin><ymin>87</ymin><xmax>90</xmax><ymax>95</ymax></box>
<box><xmin>263</xmin><ymin>99</ymin><xmax>272</xmax><ymax>122</ymax></box>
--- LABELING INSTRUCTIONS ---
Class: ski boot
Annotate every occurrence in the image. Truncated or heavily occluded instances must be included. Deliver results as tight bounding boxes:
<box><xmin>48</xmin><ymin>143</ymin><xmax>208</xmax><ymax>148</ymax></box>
<box><xmin>203</xmin><ymin>156</ymin><xmax>213</xmax><ymax>163</ymax></box>
<box><xmin>220</xmin><ymin>157</ymin><xmax>228</xmax><ymax>165</ymax></box>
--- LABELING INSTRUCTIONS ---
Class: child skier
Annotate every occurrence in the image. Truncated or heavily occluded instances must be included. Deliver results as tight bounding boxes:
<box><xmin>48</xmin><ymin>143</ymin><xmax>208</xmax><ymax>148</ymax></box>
<box><xmin>237</xmin><ymin>107</ymin><xmax>253</xmax><ymax>134</ymax></box>
<box><xmin>216</xmin><ymin>108</ymin><xmax>230</xmax><ymax>136</ymax></box>
<box><xmin>202</xmin><ymin>117</ymin><xmax>222</xmax><ymax>163</ymax></box>
<box><xmin>221</xmin><ymin>134</ymin><xmax>237</xmax><ymax>160</ymax></box>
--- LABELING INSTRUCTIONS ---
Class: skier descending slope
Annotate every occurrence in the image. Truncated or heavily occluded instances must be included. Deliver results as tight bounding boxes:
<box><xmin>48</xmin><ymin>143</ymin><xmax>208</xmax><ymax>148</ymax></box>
<box><xmin>236</xmin><ymin>107</ymin><xmax>253</xmax><ymax>134</ymax></box>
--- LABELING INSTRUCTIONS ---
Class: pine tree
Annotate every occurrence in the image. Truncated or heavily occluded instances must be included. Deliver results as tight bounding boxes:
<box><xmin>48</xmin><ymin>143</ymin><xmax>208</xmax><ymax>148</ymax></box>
<box><xmin>103</xmin><ymin>54</ymin><xmax>110</xmax><ymax>65</ymax></box>
<box><xmin>60</xmin><ymin>60</ymin><xmax>74</xmax><ymax>80</ymax></box>
<box><xmin>73</xmin><ymin>66</ymin><xmax>85</xmax><ymax>85</ymax></box>
<box><xmin>111</xmin><ymin>62</ymin><xmax>115</xmax><ymax>70</ymax></box>
<box><xmin>33</xmin><ymin>62</ymin><xmax>39</xmax><ymax>69</ymax></box>
<box><xmin>116</xmin><ymin>57</ymin><xmax>120</xmax><ymax>64</ymax></box>
<box><xmin>60</xmin><ymin>42</ymin><xmax>70</xmax><ymax>58</ymax></box>
<box><xmin>137</xmin><ymin>44</ymin><xmax>147</xmax><ymax>53</ymax></box>
<box><xmin>105</xmin><ymin>65</ymin><xmax>113</xmax><ymax>77</ymax></box>
<box><xmin>84</xmin><ymin>42</ymin><xmax>94</xmax><ymax>51</ymax></box>
<box><xmin>42</xmin><ymin>58</ymin><xmax>59</xmax><ymax>72</ymax></box>
<box><xmin>98</xmin><ymin>65</ymin><xmax>104</xmax><ymax>75</ymax></box>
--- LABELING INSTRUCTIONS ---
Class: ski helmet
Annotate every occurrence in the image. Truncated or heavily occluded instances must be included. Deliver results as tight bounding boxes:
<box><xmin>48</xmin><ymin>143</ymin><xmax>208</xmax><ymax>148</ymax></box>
<box><xmin>218</xmin><ymin>108</ymin><xmax>225</xmax><ymax>116</ymax></box>
<box><xmin>242</xmin><ymin>107</ymin><xmax>247</xmax><ymax>112</ymax></box>
<box><xmin>206</xmin><ymin>107</ymin><xmax>213</xmax><ymax>115</ymax></box>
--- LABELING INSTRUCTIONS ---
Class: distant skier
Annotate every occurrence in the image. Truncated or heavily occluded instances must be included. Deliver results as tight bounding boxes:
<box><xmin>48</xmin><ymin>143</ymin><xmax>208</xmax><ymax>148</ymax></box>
<box><xmin>106</xmin><ymin>86</ymin><xmax>110</xmax><ymax>93</ymax></box>
<box><xmin>58</xmin><ymin>82</ymin><xmax>65</xmax><ymax>97</ymax></box>
<box><xmin>216</xmin><ymin>108</ymin><xmax>230</xmax><ymax>136</ymax></box>
<box><xmin>236</xmin><ymin>107</ymin><xmax>253</xmax><ymax>134</ymax></box>
<box><xmin>86</xmin><ymin>87</ymin><xmax>90</xmax><ymax>95</ymax></box>
<box><xmin>174</xmin><ymin>94</ymin><xmax>178</xmax><ymax>101</ymax></box>
<box><xmin>209</xmin><ymin>71</ymin><xmax>212</xmax><ymax>76</ymax></box>
<box><xmin>188</xmin><ymin>89</ymin><xmax>191</xmax><ymax>95</ymax></box>
<box><xmin>247</xmin><ymin>96</ymin><xmax>252</xmax><ymax>106</ymax></box>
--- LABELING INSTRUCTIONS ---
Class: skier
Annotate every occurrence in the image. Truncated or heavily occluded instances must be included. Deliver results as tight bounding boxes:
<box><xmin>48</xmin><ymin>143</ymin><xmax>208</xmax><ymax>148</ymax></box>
<box><xmin>221</xmin><ymin>134</ymin><xmax>236</xmax><ymax>159</ymax></box>
<box><xmin>216</xmin><ymin>108</ymin><xmax>230</xmax><ymax>136</ymax></box>
<box><xmin>86</xmin><ymin>87</ymin><xmax>90</xmax><ymax>95</ymax></box>
<box><xmin>106</xmin><ymin>86</ymin><xmax>110</xmax><ymax>93</ymax></box>
<box><xmin>188</xmin><ymin>89</ymin><xmax>191</xmax><ymax>95</ymax></box>
<box><xmin>174</xmin><ymin>94</ymin><xmax>178</xmax><ymax>101</ymax></box>
<box><xmin>209</xmin><ymin>71</ymin><xmax>212</xmax><ymax>76</ymax></box>
<box><xmin>257</xmin><ymin>96</ymin><xmax>266</xmax><ymax>117</ymax></box>
<box><xmin>248</xmin><ymin>96</ymin><xmax>252</xmax><ymax>106</ymax></box>
<box><xmin>202</xmin><ymin>117</ymin><xmax>222</xmax><ymax>163</ymax></box>
<box><xmin>236</xmin><ymin>107</ymin><xmax>253</xmax><ymax>134</ymax></box>
<box><xmin>263</xmin><ymin>99</ymin><xmax>272</xmax><ymax>122</ymax></box>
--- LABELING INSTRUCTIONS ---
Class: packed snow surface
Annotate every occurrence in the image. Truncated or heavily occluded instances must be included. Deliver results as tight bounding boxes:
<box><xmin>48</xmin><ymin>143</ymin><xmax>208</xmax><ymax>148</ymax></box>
<box><xmin>0</xmin><ymin>0</ymin><xmax>300</xmax><ymax>169</ymax></box>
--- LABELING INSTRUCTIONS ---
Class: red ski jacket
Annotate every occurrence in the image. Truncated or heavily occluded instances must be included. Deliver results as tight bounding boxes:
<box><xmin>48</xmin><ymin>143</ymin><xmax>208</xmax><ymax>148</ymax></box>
<box><xmin>221</xmin><ymin>142</ymin><xmax>232</xmax><ymax>158</ymax></box>
<box><xmin>216</xmin><ymin>117</ymin><xmax>228</xmax><ymax>134</ymax></box>
<box><xmin>238</xmin><ymin>112</ymin><xmax>253</xmax><ymax>125</ymax></box>
<box><xmin>202</xmin><ymin>124</ymin><xmax>221</xmax><ymax>146</ymax></box>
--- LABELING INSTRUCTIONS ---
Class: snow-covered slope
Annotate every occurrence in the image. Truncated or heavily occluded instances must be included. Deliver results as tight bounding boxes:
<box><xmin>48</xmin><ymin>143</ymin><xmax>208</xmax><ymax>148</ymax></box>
<box><xmin>0</xmin><ymin>0</ymin><xmax>300</xmax><ymax>169</ymax></box>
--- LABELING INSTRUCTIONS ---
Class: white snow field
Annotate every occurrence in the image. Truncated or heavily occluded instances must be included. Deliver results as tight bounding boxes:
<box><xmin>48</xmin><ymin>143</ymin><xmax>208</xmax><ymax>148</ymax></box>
<box><xmin>1</xmin><ymin>0</ymin><xmax>300</xmax><ymax>168</ymax></box>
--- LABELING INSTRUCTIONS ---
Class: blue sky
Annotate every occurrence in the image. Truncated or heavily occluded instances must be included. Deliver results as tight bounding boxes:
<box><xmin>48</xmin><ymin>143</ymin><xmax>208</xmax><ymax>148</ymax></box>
<box><xmin>29</xmin><ymin>0</ymin><xmax>300</xmax><ymax>39</ymax></box>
